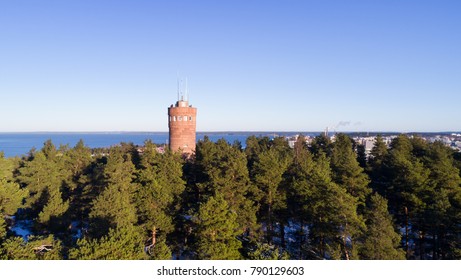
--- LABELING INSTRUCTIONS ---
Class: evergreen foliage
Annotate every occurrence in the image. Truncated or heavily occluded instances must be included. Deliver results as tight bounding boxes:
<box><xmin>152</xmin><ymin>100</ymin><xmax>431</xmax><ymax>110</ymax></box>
<box><xmin>196</xmin><ymin>139</ymin><xmax>258</xmax><ymax>233</ymax></box>
<box><xmin>330</xmin><ymin>133</ymin><xmax>371</xmax><ymax>209</ymax></box>
<box><xmin>306</xmin><ymin>153</ymin><xmax>364</xmax><ymax>259</ymax></box>
<box><xmin>252</xmin><ymin>146</ymin><xmax>290</xmax><ymax>244</ymax></box>
<box><xmin>16</xmin><ymin>147</ymin><xmax>69</xmax><ymax>232</ymax></box>
<box><xmin>368</xmin><ymin>135</ymin><xmax>389</xmax><ymax>195</ymax></box>
<box><xmin>1</xmin><ymin>235</ymin><xmax>62</xmax><ymax>260</ymax></box>
<box><xmin>136</xmin><ymin>140</ymin><xmax>184</xmax><ymax>259</ymax></box>
<box><xmin>68</xmin><ymin>225</ymin><xmax>146</xmax><ymax>260</ymax></box>
<box><xmin>195</xmin><ymin>193</ymin><xmax>242</xmax><ymax>260</ymax></box>
<box><xmin>360</xmin><ymin>193</ymin><xmax>405</xmax><ymax>259</ymax></box>
<box><xmin>1</xmin><ymin>135</ymin><xmax>460</xmax><ymax>260</ymax></box>
<box><xmin>247</xmin><ymin>242</ymin><xmax>290</xmax><ymax>260</ymax></box>
<box><xmin>89</xmin><ymin>146</ymin><xmax>138</xmax><ymax>235</ymax></box>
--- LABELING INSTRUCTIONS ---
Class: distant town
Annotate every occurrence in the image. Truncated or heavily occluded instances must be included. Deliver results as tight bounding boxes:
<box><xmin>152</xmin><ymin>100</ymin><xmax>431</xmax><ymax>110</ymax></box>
<box><xmin>285</xmin><ymin>132</ymin><xmax>461</xmax><ymax>154</ymax></box>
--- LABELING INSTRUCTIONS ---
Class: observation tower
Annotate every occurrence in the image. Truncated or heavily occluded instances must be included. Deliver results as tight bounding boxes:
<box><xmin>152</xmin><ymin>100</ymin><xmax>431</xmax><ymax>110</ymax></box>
<box><xmin>168</xmin><ymin>81</ymin><xmax>197</xmax><ymax>154</ymax></box>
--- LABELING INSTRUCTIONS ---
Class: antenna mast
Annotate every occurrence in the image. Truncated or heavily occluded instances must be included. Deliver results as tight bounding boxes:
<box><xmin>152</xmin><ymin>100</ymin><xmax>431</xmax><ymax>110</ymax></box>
<box><xmin>185</xmin><ymin>77</ymin><xmax>188</xmax><ymax>101</ymax></box>
<box><xmin>177</xmin><ymin>73</ymin><xmax>180</xmax><ymax>101</ymax></box>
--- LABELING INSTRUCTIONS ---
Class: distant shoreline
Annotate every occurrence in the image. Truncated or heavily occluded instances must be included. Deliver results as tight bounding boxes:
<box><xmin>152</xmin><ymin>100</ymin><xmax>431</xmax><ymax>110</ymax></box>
<box><xmin>1</xmin><ymin>131</ymin><xmax>460</xmax><ymax>135</ymax></box>
<box><xmin>2</xmin><ymin>131</ymin><xmax>460</xmax><ymax>158</ymax></box>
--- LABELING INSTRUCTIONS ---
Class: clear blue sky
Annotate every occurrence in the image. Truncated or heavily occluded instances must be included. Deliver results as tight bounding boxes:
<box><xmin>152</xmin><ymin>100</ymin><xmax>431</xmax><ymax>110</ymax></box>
<box><xmin>1</xmin><ymin>0</ymin><xmax>460</xmax><ymax>132</ymax></box>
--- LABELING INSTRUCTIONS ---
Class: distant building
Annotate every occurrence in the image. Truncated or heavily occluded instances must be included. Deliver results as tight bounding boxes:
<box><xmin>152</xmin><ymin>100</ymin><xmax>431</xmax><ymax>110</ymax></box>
<box><xmin>168</xmin><ymin>95</ymin><xmax>197</xmax><ymax>154</ymax></box>
<box><xmin>363</xmin><ymin>138</ymin><xmax>375</xmax><ymax>154</ymax></box>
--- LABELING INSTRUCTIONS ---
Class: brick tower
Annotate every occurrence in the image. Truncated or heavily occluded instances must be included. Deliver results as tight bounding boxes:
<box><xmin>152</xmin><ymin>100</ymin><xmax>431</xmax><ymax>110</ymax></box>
<box><xmin>168</xmin><ymin>95</ymin><xmax>197</xmax><ymax>154</ymax></box>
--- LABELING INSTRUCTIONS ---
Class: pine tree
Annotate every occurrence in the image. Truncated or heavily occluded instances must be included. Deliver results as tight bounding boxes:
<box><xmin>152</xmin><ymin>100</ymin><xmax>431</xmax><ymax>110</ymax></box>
<box><xmin>424</xmin><ymin>141</ymin><xmax>461</xmax><ymax>259</ymax></box>
<box><xmin>136</xmin><ymin>140</ymin><xmax>185</xmax><ymax>259</ymax></box>
<box><xmin>0</xmin><ymin>152</ymin><xmax>16</xmax><ymax>181</ymax></box>
<box><xmin>286</xmin><ymin>135</ymin><xmax>315</xmax><ymax>258</ymax></box>
<box><xmin>0</xmin><ymin>178</ymin><xmax>28</xmax><ymax>239</ymax></box>
<box><xmin>309</xmin><ymin>134</ymin><xmax>332</xmax><ymax>157</ymax></box>
<box><xmin>149</xmin><ymin>239</ymin><xmax>172</xmax><ymax>260</ymax></box>
<box><xmin>60</xmin><ymin>140</ymin><xmax>93</xmax><ymax>218</ymax></box>
<box><xmin>17</xmin><ymin>146</ymin><xmax>69</xmax><ymax>231</ymax></box>
<box><xmin>288</xmin><ymin>136</ymin><xmax>315</xmax><ymax>219</ymax></box>
<box><xmin>1</xmin><ymin>235</ymin><xmax>62</xmax><ymax>260</ymax></box>
<box><xmin>307</xmin><ymin>153</ymin><xmax>364</xmax><ymax>259</ymax></box>
<box><xmin>384</xmin><ymin>135</ymin><xmax>431</xmax><ymax>258</ymax></box>
<box><xmin>368</xmin><ymin>135</ymin><xmax>389</xmax><ymax>196</ymax></box>
<box><xmin>193</xmin><ymin>138</ymin><xmax>259</xmax><ymax>237</ymax></box>
<box><xmin>68</xmin><ymin>225</ymin><xmax>147</xmax><ymax>260</ymax></box>
<box><xmin>252</xmin><ymin>147</ymin><xmax>290</xmax><ymax>244</ymax></box>
<box><xmin>37</xmin><ymin>186</ymin><xmax>69</xmax><ymax>224</ymax></box>
<box><xmin>330</xmin><ymin>133</ymin><xmax>371</xmax><ymax>210</ymax></box>
<box><xmin>89</xmin><ymin>146</ymin><xmax>138</xmax><ymax>236</ymax></box>
<box><xmin>0</xmin><ymin>218</ymin><xmax>6</xmax><ymax>242</ymax></box>
<box><xmin>245</xmin><ymin>136</ymin><xmax>270</xmax><ymax>177</ymax></box>
<box><xmin>247</xmin><ymin>242</ymin><xmax>290</xmax><ymax>260</ymax></box>
<box><xmin>195</xmin><ymin>193</ymin><xmax>242</xmax><ymax>260</ymax></box>
<box><xmin>360</xmin><ymin>193</ymin><xmax>405</xmax><ymax>259</ymax></box>
<box><xmin>356</xmin><ymin>144</ymin><xmax>367</xmax><ymax>169</ymax></box>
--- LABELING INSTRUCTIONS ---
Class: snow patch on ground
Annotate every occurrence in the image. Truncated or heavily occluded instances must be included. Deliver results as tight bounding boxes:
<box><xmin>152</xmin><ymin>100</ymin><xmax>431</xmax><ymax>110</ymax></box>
<box><xmin>70</xmin><ymin>221</ymin><xmax>83</xmax><ymax>240</ymax></box>
<box><xmin>9</xmin><ymin>217</ymin><xmax>33</xmax><ymax>241</ymax></box>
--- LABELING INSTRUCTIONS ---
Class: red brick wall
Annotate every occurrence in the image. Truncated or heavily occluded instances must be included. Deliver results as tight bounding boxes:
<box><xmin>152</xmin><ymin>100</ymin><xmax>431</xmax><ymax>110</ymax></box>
<box><xmin>168</xmin><ymin>105</ymin><xmax>197</xmax><ymax>154</ymax></box>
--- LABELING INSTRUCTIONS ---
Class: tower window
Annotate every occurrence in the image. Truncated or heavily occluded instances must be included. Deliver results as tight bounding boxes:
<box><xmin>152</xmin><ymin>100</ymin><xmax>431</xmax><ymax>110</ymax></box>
<box><xmin>184</xmin><ymin>116</ymin><xmax>188</xmax><ymax>121</ymax></box>
<box><xmin>173</xmin><ymin>116</ymin><xmax>176</xmax><ymax>121</ymax></box>
<box><xmin>178</xmin><ymin>116</ymin><xmax>182</xmax><ymax>121</ymax></box>
<box><xmin>189</xmin><ymin>116</ymin><xmax>192</xmax><ymax>121</ymax></box>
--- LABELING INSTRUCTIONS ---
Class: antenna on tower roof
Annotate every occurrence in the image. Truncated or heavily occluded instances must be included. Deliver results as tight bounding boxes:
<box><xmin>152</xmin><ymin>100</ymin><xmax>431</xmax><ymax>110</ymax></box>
<box><xmin>185</xmin><ymin>77</ymin><xmax>188</xmax><ymax>101</ymax></box>
<box><xmin>176</xmin><ymin>72</ymin><xmax>180</xmax><ymax>101</ymax></box>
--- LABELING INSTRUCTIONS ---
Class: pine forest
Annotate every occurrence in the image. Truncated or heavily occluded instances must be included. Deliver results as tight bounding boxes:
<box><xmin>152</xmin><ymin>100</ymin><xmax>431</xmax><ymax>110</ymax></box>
<box><xmin>1</xmin><ymin>134</ymin><xmax>461</xmax><ymax>260</ymax></box>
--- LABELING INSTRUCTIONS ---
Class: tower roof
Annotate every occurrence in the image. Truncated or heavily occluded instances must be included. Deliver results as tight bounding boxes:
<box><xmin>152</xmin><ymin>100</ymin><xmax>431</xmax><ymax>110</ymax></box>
<box><xmin>176</xmin><ymin>100</ymin><xmax>189</xmax><ymax>107</ymax></box>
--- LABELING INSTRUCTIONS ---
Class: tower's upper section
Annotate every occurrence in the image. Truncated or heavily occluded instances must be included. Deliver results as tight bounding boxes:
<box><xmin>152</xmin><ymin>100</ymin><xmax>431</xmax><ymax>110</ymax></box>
<box><xmin>176</xmin><ymin>100</ymin><xmax>189</xmax><ymax>108</ymax></box>
<box><xmin>168</xmin><ymin>97</ymin><xmax>197</xmax><ymax>154</ymax></box>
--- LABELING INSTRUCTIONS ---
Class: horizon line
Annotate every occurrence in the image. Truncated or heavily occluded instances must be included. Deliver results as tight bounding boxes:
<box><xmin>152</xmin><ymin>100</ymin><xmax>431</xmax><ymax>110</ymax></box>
<box><xmin>0</xmin><ymin>130</ymin><xmax>460</xmax><ymax>134</ymax></box>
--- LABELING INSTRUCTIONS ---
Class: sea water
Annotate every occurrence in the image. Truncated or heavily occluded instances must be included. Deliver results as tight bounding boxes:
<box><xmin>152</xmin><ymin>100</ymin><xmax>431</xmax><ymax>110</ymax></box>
<box><xmin>0</xmin><ymin>132</ymin><xmax>316</xmax><ymax>158</ymax></box>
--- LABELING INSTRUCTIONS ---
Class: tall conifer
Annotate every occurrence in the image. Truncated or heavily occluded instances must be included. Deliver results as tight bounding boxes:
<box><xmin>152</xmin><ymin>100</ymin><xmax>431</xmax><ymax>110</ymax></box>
<box><xmin>360</xmin><ymin>193</ymin><xmax>405</xmax><ymax>259</ymax></box>
<box><xmin>195</xmin><ymin>193</ymin><xmax>242</xmax><ymax>260</ymax></box>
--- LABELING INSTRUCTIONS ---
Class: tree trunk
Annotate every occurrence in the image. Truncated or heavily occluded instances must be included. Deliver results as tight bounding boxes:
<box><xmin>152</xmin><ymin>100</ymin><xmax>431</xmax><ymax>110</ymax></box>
<box><xmin>342</xmin><ymin>236</ymin><xmax>350</xmax><ymax>260</ymax></box>
<box><xmin>152</xmin><ymin>226</ymin><xmax>157</xmax><ymax>247</ymax></box>
<box><xmin>280</xmin><ymin>222</ymin><xmax>286</xmax><ymax>248</ymax></box>
<box><xmin>419</xmin><ymin>230</ymin><xmax>425</xmax><ymax>260</ymax></box>
<box><xmin>441</xmin><ymin>230</ymin><xmax>446</xmax><ymax>259</ymax></box>
<box><xmin>267</xmin><ymin>196</ymin><xmax>272</xmax><ymax>245</ymax></box>
<box><xmin>404</xmin><ymin>206</ymin><xmax>409</xmax><ymax>259</ymax></box>
<box><xmin>299</xmin><ymin>221</ymin><xmax>304</xmax><ymax>260</ymax></box>
<box><xmin>319</xmin><ymin>216</ymin><xmax>325</xmax><ymax>259</ymax></box>
<box><xmin>320</xmin><ymin>235</ymin><xmax>325</xmax><ymax>259</ymax></box>
<box><xmin>342</xmin><ymin>216</ymin><xmax>350</xmax><ymax>260</ymax></box>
